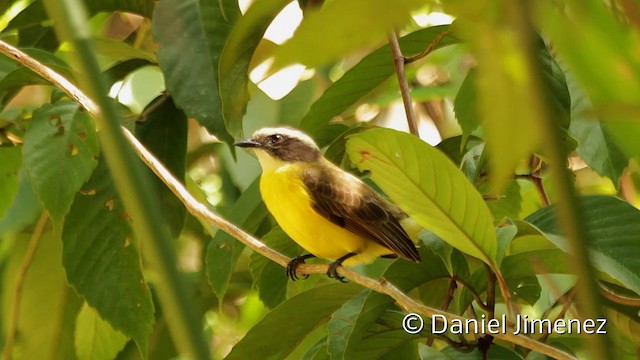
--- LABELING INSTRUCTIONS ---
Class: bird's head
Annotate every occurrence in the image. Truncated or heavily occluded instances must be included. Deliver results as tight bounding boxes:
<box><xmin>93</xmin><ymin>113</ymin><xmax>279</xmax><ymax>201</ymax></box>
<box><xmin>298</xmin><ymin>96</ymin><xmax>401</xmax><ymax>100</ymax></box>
<box><xmin>235</xmin><ymin>127</ymin><xmax>321</xmax><ymax>169</ymax></box>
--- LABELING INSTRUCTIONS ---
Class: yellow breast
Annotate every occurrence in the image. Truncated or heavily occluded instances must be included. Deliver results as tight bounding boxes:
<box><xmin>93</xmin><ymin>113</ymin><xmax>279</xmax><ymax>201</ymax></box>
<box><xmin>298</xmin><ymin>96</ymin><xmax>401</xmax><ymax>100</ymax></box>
<box><xmin>258</xmin><ymin>162</ymin><xmax>390</xmax><ymax>266</ymax></box>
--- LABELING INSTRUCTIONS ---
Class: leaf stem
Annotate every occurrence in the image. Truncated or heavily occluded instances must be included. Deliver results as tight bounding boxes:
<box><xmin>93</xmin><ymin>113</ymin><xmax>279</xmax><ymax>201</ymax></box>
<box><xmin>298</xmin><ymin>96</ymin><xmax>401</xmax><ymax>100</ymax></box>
<box><xmin>0</xmin><ymin>39</ymin><xmax>577</xmax><ymax>360</ymax></box>
<box><xmin>388</xmin><ymin>31</ymin><xmax>419</xmax><ymax>136</ymax></box>
<box><xmin>2</xmin><ymin>212</ymin><xmax>48</xmax><ymax>360</ymax></box>
<box><xmin>404</xmin><ymin>29</ymin><xmax>452</xmax><ymax>64</ymax></box>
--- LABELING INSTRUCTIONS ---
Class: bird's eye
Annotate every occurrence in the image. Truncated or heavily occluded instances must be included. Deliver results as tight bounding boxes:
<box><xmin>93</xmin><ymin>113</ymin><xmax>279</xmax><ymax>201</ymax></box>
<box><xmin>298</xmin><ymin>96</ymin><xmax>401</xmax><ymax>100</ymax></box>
<box><xmin>268</xmin><ymin>134</ymin><xmax>284</xmax><ymax>145</ymax></box>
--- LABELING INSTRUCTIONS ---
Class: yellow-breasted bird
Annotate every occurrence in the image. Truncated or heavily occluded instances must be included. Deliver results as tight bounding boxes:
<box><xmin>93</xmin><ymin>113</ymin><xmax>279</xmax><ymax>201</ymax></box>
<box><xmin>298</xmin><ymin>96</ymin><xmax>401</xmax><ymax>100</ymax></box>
<box><xmin>235</xmin><ymin>127</ymin><xmax>421</xmax><ymax>281</ymax></box>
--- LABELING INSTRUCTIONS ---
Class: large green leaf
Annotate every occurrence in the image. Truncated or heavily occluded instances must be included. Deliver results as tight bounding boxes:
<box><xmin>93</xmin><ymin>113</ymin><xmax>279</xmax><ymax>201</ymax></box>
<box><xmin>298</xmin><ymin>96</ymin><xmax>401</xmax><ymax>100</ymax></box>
<box><xmin>62</xmin><ymin>157</ymin><xmax>154</xmax><ymax>354</ymax></box>
<box><xmin>1</xmin><ymin>232</ymin><xmax>81</xmax><ymax>360</ymax></box>
<box><xmin>225</xmin><ymin>283</ymin><xmax>361</xmax><ymax>360</ymax></box>
<box><xmin>300</xmin><ymin>25</ymin><xmax>457</xmax><ymax>134</ymax></box>
<box><xmin>153</xmin><ymin>0</ymin><xmax>234</xmax><ymax>146</ymax></box>
<box><xmin>346</xmin><ymin>128</ymin><xmax>497</xmax><ymax>265</ymax></box>
<box><xmin>327</xmin><ymin>290</ymin><xmax>393</xmax><ymax>359</ymax></box>
<box><xmin>219</xmin><ymin>0</ymin><xmax>290</xmax><ymax>139</ymax></box>
<box><xmin>22</xmin><ymin>101</ymin><xmax>99</xmax><ymax>224</ymax></box>
<box><xmin>135</xmin><ymin>95</ymin><xmax>187</xmax><ymax>237</ymax></box>
<box><xmin>270</xmin><ymin>0</ymin><xmax>426</xmax><ymax>72</ymax></box>
<box><xmin>206</xmin><ymin>178</ymin><xmax>266</xmax><ymax>300</ymax></box>
<box><xmin>74</xmin><ymin>303</ymin><xmax>128</xmax><ymax>360</ymax></box>
<box><xmin>526</xmin><ymin>195</ymin><xmax>640</xmax><ymax>295</ymax></box>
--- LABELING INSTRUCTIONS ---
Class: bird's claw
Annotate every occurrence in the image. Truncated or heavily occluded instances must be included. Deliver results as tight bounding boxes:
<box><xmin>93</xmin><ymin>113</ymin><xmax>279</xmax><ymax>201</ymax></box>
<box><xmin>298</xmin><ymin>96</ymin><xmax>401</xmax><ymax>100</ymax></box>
<box><xmin>286</xmin><ymin>254</ymin><xmax>314</xmax><ymax>281</ymax></box>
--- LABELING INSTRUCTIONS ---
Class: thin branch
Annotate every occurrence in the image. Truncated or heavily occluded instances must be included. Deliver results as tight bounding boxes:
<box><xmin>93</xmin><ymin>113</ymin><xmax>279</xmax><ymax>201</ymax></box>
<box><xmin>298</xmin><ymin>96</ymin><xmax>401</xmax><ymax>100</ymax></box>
<box><xmin>388</xmin><ymin>31</ymin><xmax>419</xmax><ymax>136</ymax></box>
<box><xmin>2</xmin><ymin>212</ymin><xmax>48</xmax><ymax>360</ymax></box>
<box><xmin>454</xmin><ymin>276</ymin><xmax>491</xmax><ymax>312</ymax></box>
<box><xmin>404</xmin><ymin>29</ymin><xmax>452</xmax><ymax>64</ymax></box>
<box><xmin>0</xmin><ymin>39</ymin><xmax>577</xmax><ymax>360</ymax></box>
<box><xmin>427</xmin><ymin>277</ymin><xmax>458</xmax><ymax>346</ymax></box>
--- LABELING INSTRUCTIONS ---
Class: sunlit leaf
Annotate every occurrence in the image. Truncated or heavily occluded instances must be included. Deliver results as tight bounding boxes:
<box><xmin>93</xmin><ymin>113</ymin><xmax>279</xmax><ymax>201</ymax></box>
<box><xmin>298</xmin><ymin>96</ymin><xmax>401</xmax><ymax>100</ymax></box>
<box><xmin>74</xmin><ymin>303</ymin><xmax>129</xmax><ymax>360</ymax></box>
<box><xmin>0</xmin><ymin>147</ymin><xmax>21</xmax><ymax>217</ymax></box>
<box><xmin>23</xmin><ymin>101</ymin><xmax>99</xmax><ymax>224</ymax></box>
<box><xmin>225</xmin><ymin>283</ymin><xmax>362</xmax><ymax>360</ymax></box>
<box><xmin>62</xmin><ymin>158</ymin><xmax>154</xmax><ymax>354</ymax></box>
<box><xmin>1</xmin><ymin>232</ymin><xmax>81</xmax><ymax>359</ymax></box>
<box><xmin>346</xmin><ymin>128</ymin><xmax>497</xmax><ymax>265</ymax></box>
<box><xmin>527</xmin><ymin>195</ymin><xmax>640</xmax><ymax>295</ymax></box>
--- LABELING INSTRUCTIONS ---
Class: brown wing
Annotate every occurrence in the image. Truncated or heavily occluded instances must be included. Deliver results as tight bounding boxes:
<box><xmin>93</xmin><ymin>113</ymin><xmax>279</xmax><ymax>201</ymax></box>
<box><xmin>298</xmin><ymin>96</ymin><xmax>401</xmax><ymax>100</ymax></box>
<box><xmin>303</xmin><ymin>166</ymin><xmax>420</xmax><ymax>262</ymax></box>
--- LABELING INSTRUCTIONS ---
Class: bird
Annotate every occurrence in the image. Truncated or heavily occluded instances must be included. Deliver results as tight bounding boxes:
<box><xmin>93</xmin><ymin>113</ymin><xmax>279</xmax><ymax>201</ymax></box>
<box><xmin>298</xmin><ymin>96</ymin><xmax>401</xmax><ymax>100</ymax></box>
<box><xmin>235</xmin><ymin>126</ymin><xmax>421</xmax><ymax>281</ymax></box>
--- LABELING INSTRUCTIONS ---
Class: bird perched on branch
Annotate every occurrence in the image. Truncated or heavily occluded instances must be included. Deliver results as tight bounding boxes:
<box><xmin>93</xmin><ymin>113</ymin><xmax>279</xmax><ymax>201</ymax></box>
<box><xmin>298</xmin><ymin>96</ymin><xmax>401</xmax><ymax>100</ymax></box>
<box><xmin>235</xmin><ymin>127</ymin><xmax>421</xmax><ymax>281</ymax></box>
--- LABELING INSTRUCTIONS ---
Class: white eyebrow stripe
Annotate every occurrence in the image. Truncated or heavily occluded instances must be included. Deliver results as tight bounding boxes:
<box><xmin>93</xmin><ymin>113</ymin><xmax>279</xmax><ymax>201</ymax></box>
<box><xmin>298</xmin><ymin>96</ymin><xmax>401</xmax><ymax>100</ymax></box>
<box><xmin>252</xmin><ymin>127</ymin><xmax>319</xmax><ymax>150</ymax></box>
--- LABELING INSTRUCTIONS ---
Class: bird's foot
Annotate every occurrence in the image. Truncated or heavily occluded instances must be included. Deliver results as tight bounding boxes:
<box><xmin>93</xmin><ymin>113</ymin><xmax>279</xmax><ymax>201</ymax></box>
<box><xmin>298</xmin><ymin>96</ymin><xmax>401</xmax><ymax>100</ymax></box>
<box><xmin>286</xmin><ymin>254</ymin><xmax>316</xmax><ymax>281</ymax></box>
<box><xmin>327</xmin><ymin>253</ymin><xmax>357</xmax><ymax>283</ymax></box>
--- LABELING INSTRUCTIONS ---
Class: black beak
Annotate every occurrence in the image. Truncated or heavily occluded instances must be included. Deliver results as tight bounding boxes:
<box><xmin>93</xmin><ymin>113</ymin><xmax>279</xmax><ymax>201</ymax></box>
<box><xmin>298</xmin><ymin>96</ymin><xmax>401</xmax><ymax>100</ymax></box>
<box><xmin>234</xmin><ymin>139</ymin><xmax>261</xmax><ymax>148</ymax></box>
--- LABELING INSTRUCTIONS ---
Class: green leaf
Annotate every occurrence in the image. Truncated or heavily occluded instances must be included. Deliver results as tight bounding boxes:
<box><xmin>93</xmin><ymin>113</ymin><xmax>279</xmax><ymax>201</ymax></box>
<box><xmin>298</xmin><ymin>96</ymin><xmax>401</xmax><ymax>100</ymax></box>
<box><xmin>270</xmin><ymin>0</ymin><xmax>426</xmax><ymax>72</ymax></box>
<box><xmin>454</xmin><ymin>68</ymin><xmax>479</xmax><ymax>143</ymax></box>
<box><xmin>92</xmin><ymin>37</ymin><xmax>157</xmax><ymax>68</ymax></box>
<box><xmin>567</xmin><ymin>72</ymin><xmax>628</xmax><ymax>187</ymax></box>
<box><xmin>327</xmin><ymin>290</ymin><xmax>393</xmax><ymax>359</ymax></box>
<box><xmin>0</xmin><ymin>147</ymin><xmax>21</xmax><ymax>217</ymax></box>
<box><xmin>0</xmin><ymin>170</ymin><xmax>42</xmax><ymax>237</ymax></box>
<box><xmin>481</xmin><ymin>180</ymin><xmax>522</xmax><ymax>222</ymax></box>
<box><xmin>23</xmin><ymin>101</ymin><xmax>99</xmax><ymax>224</ymax></box>
<box><xmin>62</xmin><ymin>157</ymin><xmax>154</xmax><ymax>354</ymax></box>
<box><xmin>135</xmin><ymin>95</ymin><xmax>187</xmax><ymax>237</ymax></box>
<box><xmin>300</xmin><ymin>25</ymin><xmax>457</xmax><ymax>134</ymax></box>
<box><xmin>249</xmin><ymin>226</ymin><xmax>301</xmax><ymax>308</ymax></box>
<box><xmin>225</xmin><ymin>283</ymin><xmax>362</xmax><ymax>360</ymax></box>
<box><xmin>526</xmin><ymin>195</ymin><xmax>640</xmax><ymax>295</ymax></box>
<box><xmin>153</xmin><ymin>0</ymin><xmax>235</xmax><ymax>146</ymax></box>
<box><xmin>74</xmin><ymin>303</ymin><xmax>129</xmax><ymax>360</ymax></box>
<box><xmin>346</xmin><ymin>128</ymin><xmax>497</xmax><ymax>266</ymax></box>
<box><xmin>219</xmin><ymin>0</ymin><xmax>290</xmax><ymax>139</ymax></box>
<box><xmin>351</xmin><ymin>311</ymin><xmax>418</xmax><ymax>359</ymax></box>
<box><xmin>206</xmin><ymin>178</ymin><xmax>266</xmax><ymax>300</ymax></box>
<box><xmin>1</xmin><ymin>232</ymin><xmax>82</xmax><ymax>360</ymax></box>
